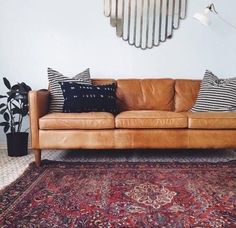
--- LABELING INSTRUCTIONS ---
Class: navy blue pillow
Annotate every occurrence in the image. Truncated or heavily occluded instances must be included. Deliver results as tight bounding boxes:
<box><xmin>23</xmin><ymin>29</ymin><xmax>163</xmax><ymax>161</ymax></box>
<box><xmin>59</xmin><ymin>82</ymin><xmax>118</xmax><ymax>114</ymax></box>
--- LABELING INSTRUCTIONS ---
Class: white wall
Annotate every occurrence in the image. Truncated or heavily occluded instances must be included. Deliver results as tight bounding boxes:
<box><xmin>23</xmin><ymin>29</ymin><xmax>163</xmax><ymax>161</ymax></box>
<box><xmin>0</xmin><ymin>0</ymin><xmax>236</xmax><ymax>145</ymax></box>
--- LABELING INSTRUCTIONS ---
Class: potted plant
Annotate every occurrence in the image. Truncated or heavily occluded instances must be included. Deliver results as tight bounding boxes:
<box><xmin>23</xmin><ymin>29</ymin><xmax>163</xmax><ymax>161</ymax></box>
<box><xmin>0</xmin><ymin>77</ymin><xmax>31</xmax><ymax>156</ymax></box>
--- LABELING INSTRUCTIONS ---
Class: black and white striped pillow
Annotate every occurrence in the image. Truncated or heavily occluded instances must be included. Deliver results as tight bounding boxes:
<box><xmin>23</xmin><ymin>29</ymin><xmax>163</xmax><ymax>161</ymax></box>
<box><xmin>191</xmin><ymin>70</ymin><xmax>236</xmax><ymax>112</ymax></box>
<box><xmin>48</xmin><ymin>68</ymin><xmax>91</xmax><ymax>112</ymax></box>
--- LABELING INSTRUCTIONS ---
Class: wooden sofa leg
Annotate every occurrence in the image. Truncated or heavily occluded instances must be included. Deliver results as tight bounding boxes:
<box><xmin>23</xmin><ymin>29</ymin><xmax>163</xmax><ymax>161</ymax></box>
<box><xmin>34</xmin><ymin>150</ymin><xmax>41</xmax><ymax>167</ymax></box>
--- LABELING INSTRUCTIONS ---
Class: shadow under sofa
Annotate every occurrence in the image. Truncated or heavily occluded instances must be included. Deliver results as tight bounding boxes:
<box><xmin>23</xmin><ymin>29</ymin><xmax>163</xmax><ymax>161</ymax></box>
<box><xmin>29</xmin><ymin>78</ymin><xmax>236</xmax><ymax>166</ymax></box>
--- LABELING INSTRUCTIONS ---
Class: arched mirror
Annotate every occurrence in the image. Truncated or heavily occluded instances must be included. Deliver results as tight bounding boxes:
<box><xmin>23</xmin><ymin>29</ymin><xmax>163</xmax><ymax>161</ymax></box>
<box><xmin>104</xmin><ymin>0</ymin><xmax>188</xmax><ymax>50</ymax></box>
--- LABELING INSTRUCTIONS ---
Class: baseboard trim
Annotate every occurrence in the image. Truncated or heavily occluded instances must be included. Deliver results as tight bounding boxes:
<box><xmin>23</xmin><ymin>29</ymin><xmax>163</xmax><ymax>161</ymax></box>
<box><xmin>0</xmin><ymin>144</ymin><xmax>32</xmax><ymax>150</ymax></box>
<box><xmin>0</xmin><ymin>133</ymin><xmax>32</xmax><ymax>150</ymax></box>
<box><xmin>0</xmin><ymin>144</ymin><xmax>7</xmax><ymax>150</ymax></box>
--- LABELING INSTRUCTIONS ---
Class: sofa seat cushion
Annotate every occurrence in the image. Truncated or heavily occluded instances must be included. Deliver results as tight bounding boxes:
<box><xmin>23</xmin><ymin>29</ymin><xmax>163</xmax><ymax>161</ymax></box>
<box><xmin>39</xmin><ymin>112</ymin><xmax>115</xmax><ymax>130</ymax></box>
<box><xmin>187</xmin><ymin>112</ymin><xmax>236</xmax><ymax>129</ymax></box>
<box><xmin>115</xmin><ymin>111</ymin><xmax>187</xmax><ymax>129</ymax></box>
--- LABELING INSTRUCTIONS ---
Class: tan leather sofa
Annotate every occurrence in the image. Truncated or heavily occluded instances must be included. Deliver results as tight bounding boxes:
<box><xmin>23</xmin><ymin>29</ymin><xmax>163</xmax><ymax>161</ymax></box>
<box><xmin>29</xmin><ymin>79</ymin><xmax>236</xmax><ymax>166</ymax></box>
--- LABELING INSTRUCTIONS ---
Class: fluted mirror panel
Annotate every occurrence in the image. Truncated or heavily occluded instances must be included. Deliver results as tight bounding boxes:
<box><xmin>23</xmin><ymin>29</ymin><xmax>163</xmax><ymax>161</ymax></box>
<box><xmin>104</xmin><ymin>0</ymin><xmax>187</xmax><ymax>50</ymax></box>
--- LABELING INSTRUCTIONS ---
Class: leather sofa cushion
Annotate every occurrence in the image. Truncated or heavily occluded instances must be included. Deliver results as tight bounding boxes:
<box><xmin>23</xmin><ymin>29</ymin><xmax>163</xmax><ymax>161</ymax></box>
<box><xmin>116</xmin><ymin>79</ymin><xmax>175</xmax><ymax>111</ymax></box>
<box><xmin>175</xmin><ymin>79</ymin><xmax>201</xmax><ymax>112</ymax></box>
<box><xmin>39</xmin><ymin>112</ymin><xmax>115</xmax><ymax>130</ymax></box>
<box><xmin>92</xmin><ymin>79</ymin><xmax>116</xmax><ymax>85</ymax></box>
<box><xmin>187</xmin><ymin>112</ymin><xmax>236</xmax><ymax>129</ymax></box>
<box><xmin>115</xmin><ymin>111</ymin><xmax>188</xmax><ymax>129</ymax></box>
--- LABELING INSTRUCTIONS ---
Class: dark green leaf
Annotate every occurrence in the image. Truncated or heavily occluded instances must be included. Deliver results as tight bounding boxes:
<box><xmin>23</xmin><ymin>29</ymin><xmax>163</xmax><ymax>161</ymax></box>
<box><xmin>11</xmin><ymin>126</ymin><xmax>15</xmax><ymax>133</ymax></box>
<box><xmin>12</xmin><ymin>103</ymin><xmax>20</xmax><ymax>109</ymax></box>
<box><xmin>19</xmin><ymin>82</ymin><xmax>31</xmax><ymax>93</ymax></box>
<box><xmin>15</xmin><ymin>94</ymin><xmax>24</xmax><ymax>100</ymax></box>
<box><xmin>12</xmin><ymin>107</ymin><xmax>22</xmax><ymax>115</ymax></box>
<box><xmin>0</xmin><ymin>108</ymin><xmax>7</xmax><ymax>114</ymax></box>
<box><xmin>4</xmin><ymin>125</ymin><xmax>10</xmax><ymax>133</ymax></box>
<box><xmin>7</xmin><ymin>91</ymin><xmax>13</xmax><ymax>96</ymax></box>
<box><xmin>3</xmin><ymin>112</ymin><xmax>10</xmax><ymax>121</ymax></box>
<box><xmin>3</xmin><ymin>77</ymin><xmax>11</xmax><ymax>90</ymax></box>
<box><xmin>0</xmin><ymin>103</ymin><xmax>6</xmax><ymax>109</ymax></box>
<box><xmin>7</xmin><ymin>92</ymin><xmax>16</xmax><ymax>102</ymax></box>
<box><xmin>18</xmin><ymin>83</ymin><xmax>25</xmax><ymax>93</ymax></box>
<box><xmin>21</xmin><ymin>105</ymin><xmax>29</xmax><ymax>116</ymax></box>
<box><xmin>26</xmin><ymin>85</ymin><xmax>31</xmax><ymax>92</ymax></box>
<box><xmin>0</xmin><ymin>95</ymin><xmax>7</xmax><ymax>99</ymax></box>
<box><xmin>0</xmin><ymin>122</ymin><xmax>8</xmax><ymax>127</ymax></box>
<box><xmin>11</xmin><ymin>84</ymin><xmax>20</xmax><ymax>91</ymax></box>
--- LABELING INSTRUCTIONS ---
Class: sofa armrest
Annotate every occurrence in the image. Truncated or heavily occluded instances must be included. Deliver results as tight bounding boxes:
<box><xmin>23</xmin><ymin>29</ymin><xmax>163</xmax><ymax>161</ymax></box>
<box><xmin>29</xmin><ymin>90</ymin><xmax>50</xmax><ymax>149</ymax></box>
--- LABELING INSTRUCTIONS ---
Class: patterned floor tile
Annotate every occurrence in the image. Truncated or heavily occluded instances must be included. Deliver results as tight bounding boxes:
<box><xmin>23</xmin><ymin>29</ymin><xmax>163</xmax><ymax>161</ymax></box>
<box><xmin>0</xmin><ymin>149</ymin><xmax>236</xmax><ymax>190</ymax></box>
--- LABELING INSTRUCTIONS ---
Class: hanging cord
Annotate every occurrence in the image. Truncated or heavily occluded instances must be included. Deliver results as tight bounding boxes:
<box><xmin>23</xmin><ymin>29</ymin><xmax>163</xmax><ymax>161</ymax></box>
<box><xmin>208</xmin><ymin>3</ymin><xmax>236</xmax><ymax>31</ymax></box>
<box><xmin>217</xmin><ymin>14</ymin><xmax>236</xmax><ymax>31</ymax></box>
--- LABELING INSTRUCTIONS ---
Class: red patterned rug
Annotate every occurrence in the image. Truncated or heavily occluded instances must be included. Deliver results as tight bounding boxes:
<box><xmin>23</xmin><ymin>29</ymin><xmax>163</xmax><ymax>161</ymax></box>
<box><xmin>0</xmin><ymin>160</ymin><xmax>236</xmax><ymax>227</ymax></box>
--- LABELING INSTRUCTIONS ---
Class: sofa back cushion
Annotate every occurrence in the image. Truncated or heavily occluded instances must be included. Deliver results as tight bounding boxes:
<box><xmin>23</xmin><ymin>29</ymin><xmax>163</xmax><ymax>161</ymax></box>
<box><xmin>92</xmin><ymin>79</ymin><xmax>116</xmax><ymax>86</ymax></box>
<box><xmin>116</xmin><ymin>79</ymin><xmax>175</xmax><ymax>111</ymax></box>
<box><xmin>175</xmin><ymin>79</ymin><xmax>201</xmax><ymax>112</ymax></box>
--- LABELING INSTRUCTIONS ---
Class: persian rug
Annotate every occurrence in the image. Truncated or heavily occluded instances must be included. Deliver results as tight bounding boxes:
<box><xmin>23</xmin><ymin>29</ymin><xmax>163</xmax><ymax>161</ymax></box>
<box><xmin>0</xmin><ymin>160</ymin><xmax>235</xmax><ymax>227</ymax></box>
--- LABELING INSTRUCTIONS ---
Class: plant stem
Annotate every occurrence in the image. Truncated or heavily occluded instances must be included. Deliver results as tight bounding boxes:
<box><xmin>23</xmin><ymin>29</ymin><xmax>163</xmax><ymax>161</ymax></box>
<box><xmin>10</xmin><ymin>101</ymin><xmax>15</xmax><ymax>133</ymax></box>
<box><xmin>7</xmin><ymin>100</ymin><xmax>15</xmax><ymax>133</ymax></box>
<box><xmin>18</xmin><ymin>101</ymin><xmax>23</xmax><ymax>132</ymax></box>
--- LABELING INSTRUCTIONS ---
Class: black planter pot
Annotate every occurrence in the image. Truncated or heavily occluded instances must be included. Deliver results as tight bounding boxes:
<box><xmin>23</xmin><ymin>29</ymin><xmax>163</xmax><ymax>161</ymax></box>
<box><xmin>6</xmin><ymin>132</ymin><xmax>29</xmax><ymax>157</ymax></box>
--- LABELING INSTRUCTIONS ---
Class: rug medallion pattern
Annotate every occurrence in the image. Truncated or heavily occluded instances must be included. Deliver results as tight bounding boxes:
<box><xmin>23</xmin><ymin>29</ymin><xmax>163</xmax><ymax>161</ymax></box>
<box><xmin>0</xmin><ymin>160</ymin><xmax>235</xmax><ymax>227</ymax></box>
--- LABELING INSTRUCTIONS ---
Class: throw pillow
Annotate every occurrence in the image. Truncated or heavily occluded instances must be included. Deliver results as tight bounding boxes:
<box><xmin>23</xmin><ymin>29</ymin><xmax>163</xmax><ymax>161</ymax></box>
<box><xmin>190</xmin><ymin>70</ymin><xmax>236</xmax><ymax>112</ymax></box>
<box><xmin>59</xmin><ymin>82</ymin><xmax>118</xmax><ymax>114</ymax></box>
<box><xmin>47</xmin><ymin>68</ymin><xmax>91</xmax><ymax>112</ymax></box>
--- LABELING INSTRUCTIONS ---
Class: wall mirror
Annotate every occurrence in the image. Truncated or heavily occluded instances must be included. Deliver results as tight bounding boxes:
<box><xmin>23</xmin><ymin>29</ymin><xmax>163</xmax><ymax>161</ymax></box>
<box><xmin>104</xmin><ymin>0</ymin><xmax>188</xmax><ymax>50</ymax></box>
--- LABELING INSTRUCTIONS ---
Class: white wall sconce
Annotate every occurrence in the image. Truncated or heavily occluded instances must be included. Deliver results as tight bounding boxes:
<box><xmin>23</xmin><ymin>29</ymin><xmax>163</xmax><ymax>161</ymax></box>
<box><xmin>193</xmin><ymin>3</ymin><xmax>236</xmax><ymax>30</ymax></box>
<box><xmin>104</xmin><ymin>0</ymin><xmax>188</xmax><ymax>50</ymax></box>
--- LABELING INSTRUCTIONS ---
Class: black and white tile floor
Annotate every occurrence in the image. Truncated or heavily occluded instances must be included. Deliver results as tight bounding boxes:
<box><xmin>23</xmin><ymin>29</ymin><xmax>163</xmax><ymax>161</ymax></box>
<box><xmin>0</xmin><ymin>149</ymin><xmax>236</xmax><ymax>190</ymax></box>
